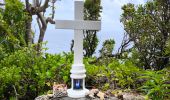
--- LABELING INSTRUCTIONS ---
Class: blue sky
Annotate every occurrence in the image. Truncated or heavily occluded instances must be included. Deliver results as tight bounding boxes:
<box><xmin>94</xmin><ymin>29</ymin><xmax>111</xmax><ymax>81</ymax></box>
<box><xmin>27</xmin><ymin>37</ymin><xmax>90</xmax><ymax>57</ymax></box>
<box><xmin>32</xmin><ymin>0</ymin><xmax>146</xmax><ymax>55</ymax></box>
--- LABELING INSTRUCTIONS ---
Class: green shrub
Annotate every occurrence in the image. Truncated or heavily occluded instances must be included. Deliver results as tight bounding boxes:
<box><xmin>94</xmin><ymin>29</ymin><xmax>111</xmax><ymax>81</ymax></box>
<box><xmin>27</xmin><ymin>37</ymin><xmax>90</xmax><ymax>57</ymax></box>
<box><xmin>85</xmin><ymin>58</ymin><xmax>141</xmax><ymax>90</ymax></box>
<box><xmin>108</xmin><ymin>59</ymin><xmax>141</xmax><ymax>89</ymax></box>
<box><xmin>138</xmin><ymin>69</ymin><xmax>170</xmax><ymax>99</ymax></box>
<box><xmin>0</xmin><ymin>46</ymin><xmax>73</xmax><ymax>99</ymax></box>
<box><xmin>84</xmin><ymin>58</ymin><xmax>106</xmax><ymax>87</ymax></box>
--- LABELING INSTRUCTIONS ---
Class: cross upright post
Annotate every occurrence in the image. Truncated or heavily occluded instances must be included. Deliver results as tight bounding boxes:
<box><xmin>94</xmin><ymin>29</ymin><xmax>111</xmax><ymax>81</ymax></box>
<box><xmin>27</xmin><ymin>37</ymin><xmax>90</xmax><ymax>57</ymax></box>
<box><xmin>55</xmin><ymin>0</ymin><xmax>101</xmax><ymax>98</ymax></box>
<box><xmin>74</xmin><ymin>1</ymin><xmax>84</xmax><ymax>65</ymax></box>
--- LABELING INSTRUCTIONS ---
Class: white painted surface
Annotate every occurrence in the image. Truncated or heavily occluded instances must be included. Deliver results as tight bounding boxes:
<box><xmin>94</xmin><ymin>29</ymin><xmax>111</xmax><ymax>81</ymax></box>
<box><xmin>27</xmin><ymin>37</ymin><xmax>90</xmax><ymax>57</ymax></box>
<box><xmin>55</xmin><ymin>0</ymin><xmax>101</xmax><ymax>98</ymax></box>
<box><xmin>55</xmin><ymin>20</ymin><xmax>101</xmax><ymax>30</ymax></box>
<box><xmin>73</xmin><ymin>1</ymin><xmax>84</xmax><ymax>65</ymax></box>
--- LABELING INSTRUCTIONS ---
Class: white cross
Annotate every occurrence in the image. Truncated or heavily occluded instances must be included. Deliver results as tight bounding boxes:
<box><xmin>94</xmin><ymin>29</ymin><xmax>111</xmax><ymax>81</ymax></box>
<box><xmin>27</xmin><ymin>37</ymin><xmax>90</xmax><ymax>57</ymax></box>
<box><xmin>55</xmin><ymin>1</ymin><xmax>101</xmax><ymax>98</ymax></box>
<box><xmin>55</xmin><ymin>1</ymin><xmax>101</xmax><ymax>65</ymax></box>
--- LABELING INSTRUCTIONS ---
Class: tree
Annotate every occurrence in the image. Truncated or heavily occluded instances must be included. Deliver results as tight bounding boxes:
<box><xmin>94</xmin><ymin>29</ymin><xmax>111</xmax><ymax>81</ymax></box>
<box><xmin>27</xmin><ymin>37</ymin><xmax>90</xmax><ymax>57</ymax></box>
<box><xmin>83</xmin><ymin>0</ymin><xmax>102</xmax><ymax>57</ymax></box>
<box><xmin>71</xmin><ymin>0</ymin><xmax>102</xmax><ymax>57</ymax></box>
<box><xmin>1</xmin><ymin>0</ymin><xmax>57</xmax><ymax>53</ymax></box>
<box><xmin>90</xmin><ymin>39</ymin><xmax>115</xmax><ymax>65</ymax></box>
<box><xmin>120</xmin><ymin>0</ymin><xmax>170</xmax><ymax>70</ymax></box>
<box><xmin>25</xmin><ymin>0</ymin><xmax>56</xmax><ymax>52</ymax></box>
<box><xmin>0</xmin><ymin>0</ymin><xmax>27</xmax><ymax>52</ymax></box>
<box><xmin>99</xmin><ymin>39</ymin><xmax>115</xmax><ymax>57</ymax></box>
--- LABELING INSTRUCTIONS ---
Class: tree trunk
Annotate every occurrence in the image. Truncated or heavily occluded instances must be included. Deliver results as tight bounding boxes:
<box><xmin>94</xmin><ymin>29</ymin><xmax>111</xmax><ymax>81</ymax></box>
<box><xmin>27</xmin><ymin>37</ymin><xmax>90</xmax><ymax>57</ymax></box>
<box><xmin>25</xmin><ymin>0</ymin><xmax>33</xmax><ymax>45</ymax></box>
<box><xmin>37</xmin><ymin>26</ymin><xmax>47</xmax><ymax>52</ymax></box>
<box><xmin>26</xmin><ymin>17</ymin><xmax>33</xmax><ymax>45</ymax></box>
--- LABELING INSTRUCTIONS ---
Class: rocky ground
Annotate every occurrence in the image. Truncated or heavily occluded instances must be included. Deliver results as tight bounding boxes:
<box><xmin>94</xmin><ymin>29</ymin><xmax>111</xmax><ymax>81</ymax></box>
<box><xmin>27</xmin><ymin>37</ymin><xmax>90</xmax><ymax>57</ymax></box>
<box><xmin>35</xmin><ymin>84</ymin><xmax>145</xmax><ymax>100</ymax></box>
<box><xmin>36</xmin><ymin>96</ymin><xmax>119</xmax><ymax>100</ymax></box>
<box><xmin>35</xmin><ymin>91</ymin><xmax>145</xmax><ymax>100</ymax></box>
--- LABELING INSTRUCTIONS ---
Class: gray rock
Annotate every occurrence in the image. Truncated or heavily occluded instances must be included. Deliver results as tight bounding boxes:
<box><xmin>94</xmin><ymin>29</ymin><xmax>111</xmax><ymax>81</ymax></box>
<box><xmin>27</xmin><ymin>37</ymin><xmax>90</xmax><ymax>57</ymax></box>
<box><xmin>35</xmin><ymin>95</ymin><xmax>118</xmax><ymax>100</ymax></box>
<box><xmin>35</xmin><ymin>95</ymin><xmax>52</xmax><ymax>100</ymax></box>
<box><xmin>123</xmin><ymin>93</ymin><xmax>145</xmax><ymax>100</ymax></box>
<box><xmin>52</xmin><ymin>97</ymin><xmax>118</xmax><ymax>100</ymax></box>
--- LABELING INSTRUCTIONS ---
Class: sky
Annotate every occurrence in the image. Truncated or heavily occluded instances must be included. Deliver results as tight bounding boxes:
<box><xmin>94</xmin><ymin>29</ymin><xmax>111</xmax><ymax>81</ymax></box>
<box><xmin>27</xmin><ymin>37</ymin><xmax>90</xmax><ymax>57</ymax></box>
<box><xmin>0</xmin><ymin>0</ymin><xmax>146</xmax><ymax>55</ymax></box>
<box><xmin>31</xmin><ymin>0</ymin><xmax>145</xmax><ymax>55</ymax></box>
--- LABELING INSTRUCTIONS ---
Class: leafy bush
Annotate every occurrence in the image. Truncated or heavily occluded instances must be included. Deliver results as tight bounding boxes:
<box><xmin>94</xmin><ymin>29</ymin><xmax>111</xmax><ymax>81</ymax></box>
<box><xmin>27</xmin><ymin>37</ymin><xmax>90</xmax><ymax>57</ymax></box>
<box><xmin>0</xmin><ymin>45</ymin><xmax>169</xmax><ymax>99</ymax></box>
<box><xmin>138</xmin><ymin>69</ymin><xmax>170</xmax><ymax>99</ymax></box>
<box><xmin>85</xmin><ymin>58</ymin><xmax>141</xmax><ymax>90</ymax></box>
<box><xmin>0</xmin><ymin>46</ymin><xmax>73</xmax><ymax>99</ymax></box>
<box><xmin>84</xmin><ymin>58</ymin><xmax>106</xmax><ymax>88</ymax></box>
<box><xmin>107</xmin><ymin>59</ymin><xmax>141</xmax><ymax>89</ymax></box>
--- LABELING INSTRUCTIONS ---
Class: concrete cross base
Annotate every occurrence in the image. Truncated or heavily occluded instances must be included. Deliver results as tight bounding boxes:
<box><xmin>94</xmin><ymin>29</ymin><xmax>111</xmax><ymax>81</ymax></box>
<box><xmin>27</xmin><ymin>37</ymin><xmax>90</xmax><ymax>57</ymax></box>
<box><xmin>67</xmin><ymin>88</ymin><xmax>89</xmax><ymax>98</ymax></box>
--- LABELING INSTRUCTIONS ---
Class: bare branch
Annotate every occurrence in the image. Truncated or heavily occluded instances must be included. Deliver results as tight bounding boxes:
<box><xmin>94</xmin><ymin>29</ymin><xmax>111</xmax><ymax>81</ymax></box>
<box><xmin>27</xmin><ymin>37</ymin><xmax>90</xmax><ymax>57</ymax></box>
<box><xmin>36</xmin><ymin>0</ymin><xmax>49</xmax><ymax>12</ymax></box>
<box><xmin>36</xmin><ymin>17</ymin><xmax>42</xmax><ymax>30</ymax></box>
<box><xmin>51</xmin><ymin>0</ymin><xmax>55</xmax><ymax>19</ymax></box>
<box><xmin>25</xmin><ymin>0</ymin><xmax>30</xmax><ymax>10</ymax></box>
<box><xmin>46</xmin><ymin>17</ymin><xmax>55</xmax><ymax>24</ymax></box>
<box><xmin>37</xmin><ymin>12</ymin><xmax>46</xmax><ymax>27</ymax></box>
<box><xmin>0</xmin><ymin>3</ymin><xmax>5</xmax><ymax>6</ymax></box>
<box><xmin>13</xmin><ymin>85</ymin><xmax>19</xmax><ymax>100</ymax></box>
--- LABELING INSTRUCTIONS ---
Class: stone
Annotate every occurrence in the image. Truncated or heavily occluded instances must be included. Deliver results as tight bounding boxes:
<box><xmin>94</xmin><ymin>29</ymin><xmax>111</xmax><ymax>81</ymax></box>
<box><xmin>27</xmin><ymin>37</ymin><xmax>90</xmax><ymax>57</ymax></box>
<box><xmin>35</xmin><ymin>95</ymin><xmax>52</xmax><ymax>100</ymax></box>
<box><xmin>97</xmin><ymin>91</ymin><xmax>105</xmax><ymax>100</ymax></box>
<box><xmin>35</xmin><ymin>95</ymin><xmax>118</xmax><ymax>100</ymax></box>
<box><xmin>117</xmin><ymin>93</ymin><xmax>123</xmax><ymax>100</ymax></box>
<box><xmin>85</xmin><ymin>89</ymin><xmax>99</xmax><ymax>99</ymax></box>
<box><xmin>53</xmin><ymin>83</ymin><xmax>67</xmax><ymax>98</ymax></box>
<box><xmin>52</xmin><ymin>97</ymin><xmax>118</xmax><ymax>100</ymax></box>
<box><xmin>122</xmin><ymin>93</ymin><xmax>145</xmax><ymax>100</ymax></box>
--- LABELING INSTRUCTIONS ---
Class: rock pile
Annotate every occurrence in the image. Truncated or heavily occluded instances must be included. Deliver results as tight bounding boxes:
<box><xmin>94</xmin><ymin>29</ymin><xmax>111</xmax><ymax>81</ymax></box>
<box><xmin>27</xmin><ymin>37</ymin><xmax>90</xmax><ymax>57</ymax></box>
<box><xmin>85</xmin><ymin>89</ymin><xmax>108</xmax><ymax>100</ymax></box>
<box><xmin>35</xmin><ymin>83</ymin><xmax>145</xmax><ymax>100</ymax></box>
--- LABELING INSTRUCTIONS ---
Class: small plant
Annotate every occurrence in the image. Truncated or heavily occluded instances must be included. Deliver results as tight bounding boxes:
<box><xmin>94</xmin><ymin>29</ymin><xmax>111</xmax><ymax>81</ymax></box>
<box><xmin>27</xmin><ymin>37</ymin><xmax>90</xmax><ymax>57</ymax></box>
<box><xmin>108</xmin><ymin>59</ymin><xmax>140</xmax><ymax>89</ymax></box>
<box><xmin>138</xmin><ymin>70</ymin><xmax>170</xmax><ymax>100</ymax></box>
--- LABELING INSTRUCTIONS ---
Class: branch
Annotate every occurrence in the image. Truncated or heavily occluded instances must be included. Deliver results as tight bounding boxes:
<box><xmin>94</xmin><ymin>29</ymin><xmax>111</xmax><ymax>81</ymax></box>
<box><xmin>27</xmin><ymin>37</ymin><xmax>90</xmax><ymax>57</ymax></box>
<box><xmin>35</xmin><ymin>0</ymin><xmax>49</xmax><ymax>13</ymax></box>
<box><xmin>118</xmin><ymin>32</ymin><xmax>132</xmax><ymax>54</ymax></box>
<box><xmin>46</xmin><ymin>0</ymin><xmax>56</xmax><ymax>24</ymax></box>
<box><xmin>51</xmin><ymin>0</ymin><xmax>55</xmax><ymax>19</ymax></box>
<box><xmin>25</xmin><ymin>0</ymin><xmax>29</xmax><ymax>8</ymax></box>
<box><xmin>89</xmin><ymin>48</ymin><xmax>132</xmax><ymax>64</ymax></box>
<box><xmin>46</xmin><ymin>17</ymin><xmax>55</xmax><ymax>24</ymax></box>
<box><xmin>36</xmin><ymin>17</ymin><xmax>42</xmax><ymax>30</ymax></box>
<box><xmin>37</xmin><ymin>12</ymin><xmax>46</xmax><ymax>27</ymax></box>
<box><xmin>0</xmin><ymin>3</ymin><xmax>5</xmax><ymax>6</ymax></box>
<box><xmin>13</xmin><ymin>85</ymin><xmax>19</xmax><ymax>100</ymax></box>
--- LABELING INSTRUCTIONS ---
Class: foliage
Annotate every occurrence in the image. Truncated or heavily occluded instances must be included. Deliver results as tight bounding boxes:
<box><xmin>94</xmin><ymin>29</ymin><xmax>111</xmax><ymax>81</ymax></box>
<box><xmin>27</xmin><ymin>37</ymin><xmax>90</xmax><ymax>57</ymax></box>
<box><xmin>1</xmin><ymin>44</ymin><xmax>169</xmax><ymax>99</ymax></box>
<box><xmin>100</xmin><ymin>39</ymin><xmax>115</xmax><ymax>57</ymax></box>
<box><xmin>85</xmin><ymin>57</ymin><xmax>141</xmax><ymax>90</ymax></box>
<box><xmin>121</xmin><ymin>0</ymin><xmax>170</xmax><ymax>70</ymax></box>
<box><xmin>0</xmin><ymin>46</ymin><xmax>72</xmax><ymax>99</ymax></box>
<box><xmin>107</xmin><ymin>59</ymin><xmax>141</xmax><ymax>89</ymax></box>
<box><xmin>0</xmin><ymin>0</ymin><xmax>169</xmax><ymax>100</ymax></box>
<box><xmin>138</xmin><ymin>69</ymin><xmax>170</xmax><ymax>99</ymax></box>
<box><xmin>84</xmin><ymin>58</ymin><xmax>106</xmax><ymax>87</ymax></box>
<box><xmin>0</xmin><ymin>0</ymin><xmax>27</xmax><ymax>53</ymax></box>
<box><xmin>4</xmin><ymin>0</ymin><xmax>27</xmax><ymax>45</ymax></box>
<box><xmin>97</xmin><ymin>39</ymin><xmax>115</xmax><ymax>66</ymax></box>
<box><xmin>83</xmin><ymin>0</ymin><xmax>102</xmax><ymax>57</ymax></box>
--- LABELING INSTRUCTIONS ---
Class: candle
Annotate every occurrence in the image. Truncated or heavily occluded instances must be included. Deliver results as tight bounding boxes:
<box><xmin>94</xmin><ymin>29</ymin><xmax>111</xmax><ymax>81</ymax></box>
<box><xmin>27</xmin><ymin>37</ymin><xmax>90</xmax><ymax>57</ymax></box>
<box><xmin>75</xmin><ymin>80</ymin><xmax>80</xmax><ymax>89</ymax></box>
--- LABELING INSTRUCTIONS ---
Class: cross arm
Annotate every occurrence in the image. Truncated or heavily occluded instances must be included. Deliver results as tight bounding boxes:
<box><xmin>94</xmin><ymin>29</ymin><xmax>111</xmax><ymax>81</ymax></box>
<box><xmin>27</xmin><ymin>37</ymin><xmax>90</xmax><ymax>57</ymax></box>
<box><xmin>55</xmin><ymin>20</ymin><xmax>101</xmax><ymax>30</ymax></box>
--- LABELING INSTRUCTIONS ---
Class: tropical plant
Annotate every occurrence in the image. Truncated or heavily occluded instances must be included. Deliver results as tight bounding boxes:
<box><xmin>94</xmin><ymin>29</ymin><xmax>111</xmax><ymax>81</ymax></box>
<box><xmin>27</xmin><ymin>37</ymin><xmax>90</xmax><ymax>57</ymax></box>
<box><xmin>138</xmin><ymin>69</ymin><xmax>170</xmax><ymax>99</ymax></box>
<box><xmin>0</xmin><ymin>45</ymin><xmax>73</xmax><ymax>99</ymax></box>
<box><xmin>120</xmin><ymin>0</ymin><xmax>170</xmax><ymax>70</ymax></box>
<box><xmin>108</xmin><ymin>59</ymin><xmax>141</xmax><ymax>89</ymax></box>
